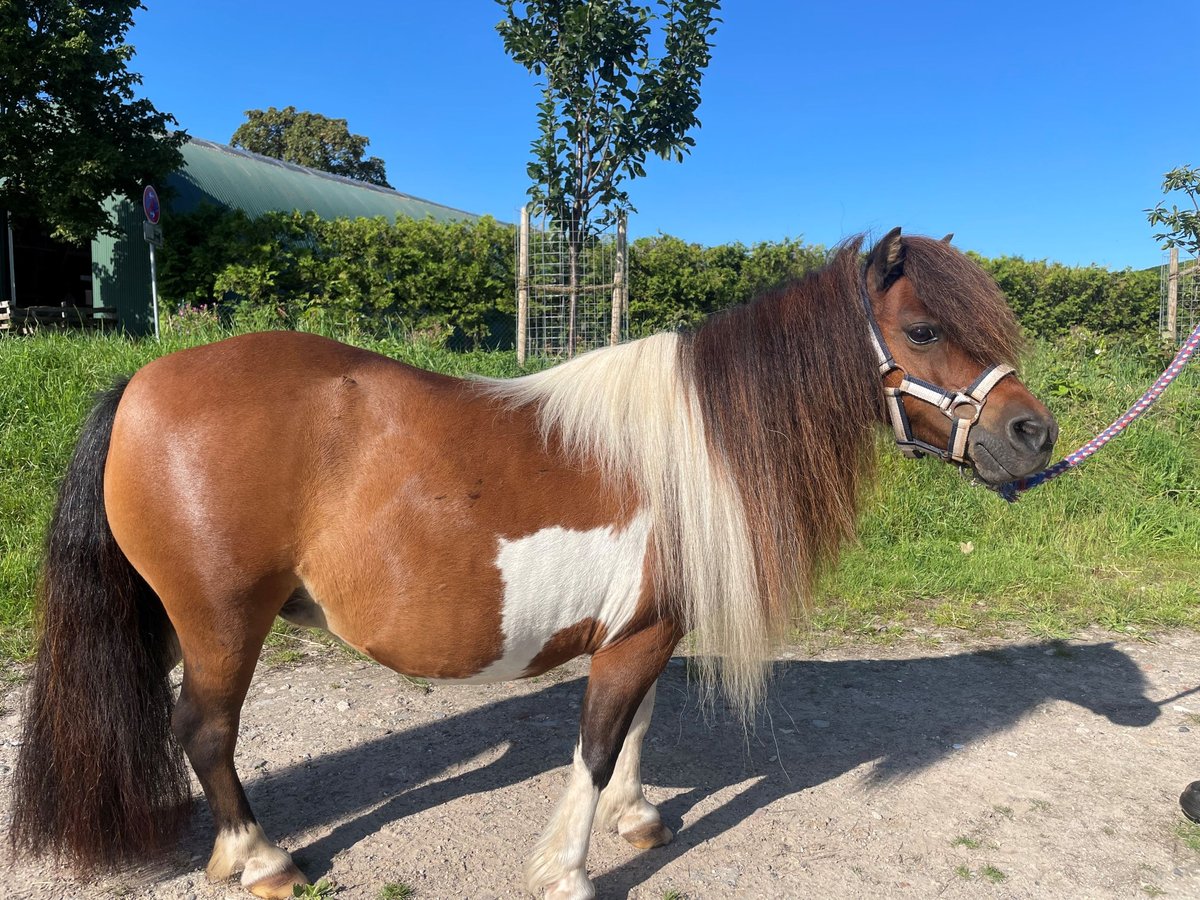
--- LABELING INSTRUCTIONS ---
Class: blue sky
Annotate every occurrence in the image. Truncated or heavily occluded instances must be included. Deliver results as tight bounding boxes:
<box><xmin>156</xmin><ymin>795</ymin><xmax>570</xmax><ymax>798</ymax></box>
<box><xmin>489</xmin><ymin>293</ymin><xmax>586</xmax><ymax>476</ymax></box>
<box><xmin>129</xmin><ymin>1</ymin><xmax>1199</xmax><ymax>269</ymax></box>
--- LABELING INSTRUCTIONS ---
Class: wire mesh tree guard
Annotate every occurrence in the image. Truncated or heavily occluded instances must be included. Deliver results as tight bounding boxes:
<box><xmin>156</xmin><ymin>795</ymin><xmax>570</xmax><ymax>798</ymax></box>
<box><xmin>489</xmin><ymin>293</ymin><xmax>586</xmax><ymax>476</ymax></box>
<box><xmin>1162</xmin><ymin>246</ymin><xmax>1200</xmax><ymax>347</ymax></box>
<box><xmin>516</xmin><ymin>205</ymin><xmax>628</xmax><ymax>364</ymax></box>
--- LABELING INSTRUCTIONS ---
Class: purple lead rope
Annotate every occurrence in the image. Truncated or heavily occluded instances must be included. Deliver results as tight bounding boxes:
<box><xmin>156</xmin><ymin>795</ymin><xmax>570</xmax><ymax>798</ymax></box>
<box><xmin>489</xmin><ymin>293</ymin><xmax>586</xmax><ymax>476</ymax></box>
<box><xmin>996</xmin><ymin>320</ymin><xmax>1200</xmax><ymax>503</ymax></box>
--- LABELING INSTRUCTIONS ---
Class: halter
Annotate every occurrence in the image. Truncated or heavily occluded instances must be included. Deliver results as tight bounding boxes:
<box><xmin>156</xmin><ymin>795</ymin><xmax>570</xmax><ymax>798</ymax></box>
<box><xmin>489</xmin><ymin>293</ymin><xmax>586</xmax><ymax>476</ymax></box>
<box><xmin>861</xmin><ymin>281</ymin><xmax>1014</xmax><ymax>465</ymax></box>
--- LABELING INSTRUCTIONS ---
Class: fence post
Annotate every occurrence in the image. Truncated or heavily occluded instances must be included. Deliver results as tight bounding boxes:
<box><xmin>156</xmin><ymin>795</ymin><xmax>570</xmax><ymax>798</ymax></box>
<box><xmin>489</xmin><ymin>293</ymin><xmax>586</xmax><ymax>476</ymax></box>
<box><xmin>5</xmin><ymin>212</ymin><xmax>16</xmax><ymax>305</ymax></box>
<box><xmin>517</xmin><ymin>205</ymin><xmax>530</xmax><ymax>366</ymax></box>
<box><xmin>611</xmin><ymin>212</ymin><xmax>627</xmax><ymax>346</ymax></box>
<box><xmin>1167</xmin><ymin>246</ymin><xmax>1179</xmax><ymax>345</ymax></box>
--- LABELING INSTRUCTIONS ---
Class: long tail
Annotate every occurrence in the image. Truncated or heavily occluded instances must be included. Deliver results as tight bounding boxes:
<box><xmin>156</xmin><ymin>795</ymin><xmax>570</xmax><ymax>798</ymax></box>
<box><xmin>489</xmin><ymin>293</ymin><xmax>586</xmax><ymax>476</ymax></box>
<box><xmin>10</xmin><ymin>377</ymin><xmax>191</xmax><ymax>870</ymax></box>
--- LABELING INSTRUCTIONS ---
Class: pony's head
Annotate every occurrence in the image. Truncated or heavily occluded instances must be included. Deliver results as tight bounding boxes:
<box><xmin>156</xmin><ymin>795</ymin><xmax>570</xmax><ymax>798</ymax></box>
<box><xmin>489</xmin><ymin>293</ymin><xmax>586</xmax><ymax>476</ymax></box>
<box><xmin>863</xmin><ymin>227</ymin><xmax>1057</xmax><ymax>484</ymax></box>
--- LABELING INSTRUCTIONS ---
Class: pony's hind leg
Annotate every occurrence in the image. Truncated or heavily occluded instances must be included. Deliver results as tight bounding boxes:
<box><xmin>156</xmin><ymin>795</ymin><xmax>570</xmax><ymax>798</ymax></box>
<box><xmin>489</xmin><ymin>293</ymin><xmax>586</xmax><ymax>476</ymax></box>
<box><xmin>169</xmin><ymin>577</ymin><xmax>307</xmax><ymax>900</ymax></box>
<box><xmin>594</xmin><ymin>682</ymin><xmax>672</xmax><ymax>849</ymax></box>
<box><xmin>526</xmin><ymin>622</ymin><xmax>678</xmax><ymax>900</ymax></box>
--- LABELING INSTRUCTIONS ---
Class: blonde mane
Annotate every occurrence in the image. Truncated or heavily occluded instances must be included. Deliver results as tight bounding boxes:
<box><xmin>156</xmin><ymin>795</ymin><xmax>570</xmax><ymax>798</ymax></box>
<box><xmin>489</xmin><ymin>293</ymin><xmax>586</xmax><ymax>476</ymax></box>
<box><xmin>482</xmin><ymin>242</ymin><xmax>880</xmax><ymax>715</ymax></box>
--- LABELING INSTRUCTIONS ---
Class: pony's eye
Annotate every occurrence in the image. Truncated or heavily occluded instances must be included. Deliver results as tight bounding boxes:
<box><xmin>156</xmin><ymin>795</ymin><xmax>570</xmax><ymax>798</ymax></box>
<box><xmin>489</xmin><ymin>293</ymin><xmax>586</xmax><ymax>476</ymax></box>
<box><xmin>906</xmin><ymin>324</ymin><xmax>939</xmax><ymax>345</ymax></box>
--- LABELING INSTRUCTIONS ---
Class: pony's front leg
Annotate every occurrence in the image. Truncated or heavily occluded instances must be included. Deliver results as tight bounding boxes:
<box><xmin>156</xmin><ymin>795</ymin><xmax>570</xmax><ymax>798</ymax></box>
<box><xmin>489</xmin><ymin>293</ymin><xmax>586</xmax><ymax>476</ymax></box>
<box><xmin>594</xmin><ymin>682</ymin><xmax>672</xmax><ymax>849</ymax></box>
<box><xmin>525</xmin><ymin>621</ymin><xmax>679</xmax><ymax>900</ymax></box>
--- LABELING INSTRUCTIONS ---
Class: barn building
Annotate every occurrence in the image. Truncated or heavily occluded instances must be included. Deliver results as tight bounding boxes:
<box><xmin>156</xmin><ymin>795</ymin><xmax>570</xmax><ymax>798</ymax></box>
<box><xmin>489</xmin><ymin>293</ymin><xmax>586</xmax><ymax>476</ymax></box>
<box><xmin>0</xmin><ymin>137</ymin><xmax>478</xmax><ymax>334</ymax></box>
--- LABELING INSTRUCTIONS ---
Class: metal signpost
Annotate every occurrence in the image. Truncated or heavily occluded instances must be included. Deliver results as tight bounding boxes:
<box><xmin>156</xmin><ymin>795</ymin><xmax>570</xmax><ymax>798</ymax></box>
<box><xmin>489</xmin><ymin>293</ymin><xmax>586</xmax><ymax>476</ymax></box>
<box><xmin>142</xmin><ymin>185</ymin><xmax>163</xmax><ymax>340</ymax></box>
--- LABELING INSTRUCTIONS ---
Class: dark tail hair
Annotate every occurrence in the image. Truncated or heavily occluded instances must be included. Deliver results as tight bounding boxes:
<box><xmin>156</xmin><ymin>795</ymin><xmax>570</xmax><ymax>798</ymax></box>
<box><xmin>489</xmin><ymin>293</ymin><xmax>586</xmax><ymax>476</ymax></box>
<box><xmin>10</xmin><ymin>378</ymin><xmax>191</xmax><ymax>870</ymax></box>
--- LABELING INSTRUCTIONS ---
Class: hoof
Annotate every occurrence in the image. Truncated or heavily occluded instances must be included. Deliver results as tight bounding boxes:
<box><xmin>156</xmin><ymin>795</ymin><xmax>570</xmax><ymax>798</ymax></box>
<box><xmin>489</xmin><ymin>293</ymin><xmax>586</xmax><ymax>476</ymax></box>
<box><xmin>1182</xmin><ymin>782</ymin><xmax>1200</xmax><ymax>824</ymax></box>
<box><xmin>543</xmin><ymin>870</ymin><xmax>595</xmax><ymax>900</ymax></box>
<box><xmin>620</xmin><ymin>820</ymin><xmax>673</xmax><ymax>850</ymax></box>
<box><xmin>246</xmin><ymin>862</ymin><xmax>309</xmax><ymax>899</ymax></box>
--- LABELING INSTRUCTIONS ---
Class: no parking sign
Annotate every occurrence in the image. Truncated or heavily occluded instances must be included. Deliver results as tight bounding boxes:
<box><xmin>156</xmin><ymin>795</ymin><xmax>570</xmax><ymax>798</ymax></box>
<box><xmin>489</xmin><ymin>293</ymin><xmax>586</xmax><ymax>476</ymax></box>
<box><xmin>142</xmin><ymin>185</ymin><xmax>161</xmax><ymax>225</ymax></box>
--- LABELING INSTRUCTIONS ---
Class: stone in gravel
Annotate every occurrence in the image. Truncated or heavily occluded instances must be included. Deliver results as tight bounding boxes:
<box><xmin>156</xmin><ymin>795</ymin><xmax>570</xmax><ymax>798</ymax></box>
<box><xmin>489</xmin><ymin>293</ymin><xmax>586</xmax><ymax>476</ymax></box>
<box><xmin>336</xmin><ymin>700</ymin><xmax>351</xmax><ymax>711</ymax></box>
<box><xmin>812</xmin><ymin>719</ymin><xmax>830</xmax><ymax>728</ymax></box>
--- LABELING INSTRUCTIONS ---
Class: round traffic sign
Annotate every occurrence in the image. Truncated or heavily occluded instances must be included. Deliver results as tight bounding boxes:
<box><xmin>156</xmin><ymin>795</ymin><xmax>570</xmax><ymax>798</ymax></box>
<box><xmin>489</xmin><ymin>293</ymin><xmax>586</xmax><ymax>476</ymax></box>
<box><xmin>143</xmin><ymin>185</ymin><xmax>161</xmax><ymax>224</ymax></box>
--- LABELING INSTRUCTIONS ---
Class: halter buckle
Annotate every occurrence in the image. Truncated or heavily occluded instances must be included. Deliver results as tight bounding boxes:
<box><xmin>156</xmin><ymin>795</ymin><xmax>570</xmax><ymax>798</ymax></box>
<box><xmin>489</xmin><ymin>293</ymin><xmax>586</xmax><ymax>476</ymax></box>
<box><xmin>947</xmin><ymin>393</ymin><xmax>983</xmax><ymax>425</ymax></box>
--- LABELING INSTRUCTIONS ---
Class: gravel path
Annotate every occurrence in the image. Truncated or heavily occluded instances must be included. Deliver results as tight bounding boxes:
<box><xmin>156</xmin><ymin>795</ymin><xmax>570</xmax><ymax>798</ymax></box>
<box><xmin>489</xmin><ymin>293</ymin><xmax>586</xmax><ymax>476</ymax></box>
<box><xmin>3</xmin><ymin>630</ymin><xmax>1199</xmax><ymax>899</ymax></box>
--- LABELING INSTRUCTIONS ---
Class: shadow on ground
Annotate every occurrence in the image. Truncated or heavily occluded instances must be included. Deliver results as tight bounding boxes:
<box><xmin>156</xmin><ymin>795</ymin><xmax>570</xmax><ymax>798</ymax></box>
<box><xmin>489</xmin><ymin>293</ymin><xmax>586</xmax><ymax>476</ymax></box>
<box><xmin>182</xmin><ymin>640</ymin><xmax>1162</xmax><ymax>892</ymax></box>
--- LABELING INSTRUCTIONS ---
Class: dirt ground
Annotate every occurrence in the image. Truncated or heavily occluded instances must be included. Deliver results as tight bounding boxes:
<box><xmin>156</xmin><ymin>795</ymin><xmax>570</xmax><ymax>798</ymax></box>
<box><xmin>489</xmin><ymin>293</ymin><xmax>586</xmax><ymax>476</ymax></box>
<box><xmin>2</xmin><ymin>629</ymin><xmax>1199</xmax><ymax>900</ymax></box>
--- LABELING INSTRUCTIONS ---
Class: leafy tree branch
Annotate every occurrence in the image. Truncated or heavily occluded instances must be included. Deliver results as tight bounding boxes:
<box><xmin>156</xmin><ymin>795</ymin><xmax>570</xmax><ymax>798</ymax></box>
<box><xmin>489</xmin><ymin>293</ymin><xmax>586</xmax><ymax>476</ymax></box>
<box><xmin>1147</xmin><ymin>165</ymin><xmax>1200</xmax><ymax>259</ymax></box>
<box><xmin>0</xmin><ymin>0</ymin><xmax>185</xmax><ymax>243</ymax></box>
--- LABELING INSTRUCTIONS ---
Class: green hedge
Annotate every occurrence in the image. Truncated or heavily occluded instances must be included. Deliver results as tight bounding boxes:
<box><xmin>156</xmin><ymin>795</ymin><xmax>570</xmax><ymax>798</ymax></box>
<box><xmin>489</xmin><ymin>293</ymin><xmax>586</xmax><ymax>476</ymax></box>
<box><xmin>158</xmin><ymin>208</ymin><xmax>1162</xmax><ymax>344</ymax></box>
<box><xmin>627</xmin><ymin>234</ymin><xmax>829</xmax><ymax>334</ymax></box>
<box><xmin>973</xmin><ymin>253</ymin><xmax>1160</xmax><ymax>337</ymax></box>
<box><xmin>159</xmin><ymin>208</ymin><xmax>516</xmax><ymax>348</ymax></box>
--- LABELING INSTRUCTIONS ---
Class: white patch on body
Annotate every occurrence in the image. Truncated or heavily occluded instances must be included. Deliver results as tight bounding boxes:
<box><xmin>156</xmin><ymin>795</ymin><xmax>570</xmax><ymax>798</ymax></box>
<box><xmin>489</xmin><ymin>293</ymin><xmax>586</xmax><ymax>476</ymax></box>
<box><xmin>453</xmin><ymin>511</ymin><xmax>651</xmax><ymax>684</ymax></box>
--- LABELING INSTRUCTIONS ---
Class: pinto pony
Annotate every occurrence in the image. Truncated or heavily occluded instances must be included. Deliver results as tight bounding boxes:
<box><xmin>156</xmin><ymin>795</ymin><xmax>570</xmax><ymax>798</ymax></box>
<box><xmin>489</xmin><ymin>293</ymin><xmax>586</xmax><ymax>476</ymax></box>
<box><xmin>11</xmin><ymin>229</ymin><xmax>1056</xmax><ymax>899</ymax></box>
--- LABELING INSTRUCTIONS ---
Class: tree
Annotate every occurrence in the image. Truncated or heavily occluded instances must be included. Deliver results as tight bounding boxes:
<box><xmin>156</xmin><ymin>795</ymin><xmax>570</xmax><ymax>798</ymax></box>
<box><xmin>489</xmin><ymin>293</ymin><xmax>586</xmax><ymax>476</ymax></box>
<box><xmin>497</xmin><ymin>0</ymin><xmax>720</xmax><ymax>354</ymax></box>
<box><xmin>1147</xmin><ymin>165</ymin><xmax>1200</xmax><ymax>259</ymax></box>
<box><xmin>230</xmin><ymin>107</ymin><xmax>391</xmax><ymax>188</ymax></box>
<box><xmin>0</xmin><ymin>1</ymin><xmax>186</xmax><ymax>244</ymax></box>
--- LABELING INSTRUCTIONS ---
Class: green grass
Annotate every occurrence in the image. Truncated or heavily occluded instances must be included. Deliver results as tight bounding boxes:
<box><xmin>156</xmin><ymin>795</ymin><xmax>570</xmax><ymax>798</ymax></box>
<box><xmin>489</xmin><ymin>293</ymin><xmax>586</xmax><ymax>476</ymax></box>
<box><xmin>812</xmin><ymin>332</ymin><xmax>1200</xmax><ymax>640</ymax></box>
<box><xmin>951</xmin><ymin>835</ymin><xmax>982</xmax><ymax>849</ymax></box>
<box><xmin>1</xmin><ymin>325</ymin><xmax>1198</xmax><ymax>664</ymax></box>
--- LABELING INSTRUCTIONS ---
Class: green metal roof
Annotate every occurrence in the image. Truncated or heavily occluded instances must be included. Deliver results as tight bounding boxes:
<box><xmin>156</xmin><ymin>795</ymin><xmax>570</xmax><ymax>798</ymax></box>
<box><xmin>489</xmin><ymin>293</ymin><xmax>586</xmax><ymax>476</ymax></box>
<box><xmin>165</xmin><ymin>137</ymin><xmax>479</xmax><ymax>223</ymax></box>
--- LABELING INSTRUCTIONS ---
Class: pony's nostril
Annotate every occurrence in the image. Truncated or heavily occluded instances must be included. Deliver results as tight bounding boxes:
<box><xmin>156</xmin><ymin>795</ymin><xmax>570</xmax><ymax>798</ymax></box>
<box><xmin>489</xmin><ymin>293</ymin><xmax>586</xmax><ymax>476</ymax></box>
<box><xmin>1008</xmin><ymin>415</ymin><xmax>1056</xmax><ymax>454</ymax></box>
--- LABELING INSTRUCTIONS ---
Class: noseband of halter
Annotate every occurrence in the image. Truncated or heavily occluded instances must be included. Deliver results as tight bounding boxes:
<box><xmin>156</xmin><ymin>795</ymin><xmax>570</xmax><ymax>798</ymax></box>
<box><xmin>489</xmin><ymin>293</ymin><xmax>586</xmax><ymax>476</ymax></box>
<box><xmin>861</xmin><ymin>280</ymin><xmax>1014</xmax><ymax>464</ymax></box>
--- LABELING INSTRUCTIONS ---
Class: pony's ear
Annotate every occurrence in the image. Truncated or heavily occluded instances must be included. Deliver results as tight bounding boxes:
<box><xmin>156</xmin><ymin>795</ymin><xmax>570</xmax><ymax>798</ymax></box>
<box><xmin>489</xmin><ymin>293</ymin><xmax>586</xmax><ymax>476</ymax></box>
<box><xmin>867</xmin><ymin>226</ymin><xmax>905</xmax><ymax>292</ymax></box>
<box><xmin>941</xmin><ymin>232</ymin><xmax>954</xmax><ymax>243</ymax></box>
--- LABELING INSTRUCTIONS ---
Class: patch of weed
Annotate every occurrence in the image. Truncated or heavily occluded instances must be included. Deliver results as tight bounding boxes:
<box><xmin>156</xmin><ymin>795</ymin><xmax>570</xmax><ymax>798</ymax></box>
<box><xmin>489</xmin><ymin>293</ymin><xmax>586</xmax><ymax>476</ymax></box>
<box><xmin>1175</xmin><ymin>818</ymin><xmax>1200</xmax><ymax>853</ymax></box>
<box><xmin>267</xmin><ymin>649</ymin><xmax>305</xmax><ymax>666</ymax></box>
<box><xmin>1048</xmin><ymin>640</ymin><xmax>1074</xmax><ymax>658</ymax></box>
<box><xmin>980</xmin><ymin>865</ymin><xmax>1006</xmax><ymax>883</ymax></box>
<box><xmin>951</xmin><ymin>835</ymin><xmax>981</xmax><ymax>849</ymax></box>
<box><xmin>402</xmin><ymin>676</ymin><xmax>432</xmax><ymax>694</ymax></box>
<box><xmin>294</xmin><ymin>879</ymin><xmax>338</xmax><ymax>898</ymax></box>
<box><xmin>380</xmin><ymin>884</ymin><xmax>415</xmax><ymax>900</ymax></box>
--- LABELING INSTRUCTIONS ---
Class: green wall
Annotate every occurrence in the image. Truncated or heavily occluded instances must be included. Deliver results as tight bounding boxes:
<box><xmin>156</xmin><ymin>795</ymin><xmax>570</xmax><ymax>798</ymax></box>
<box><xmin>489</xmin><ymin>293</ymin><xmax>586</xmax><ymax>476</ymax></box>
<box><xmin>91</xmin><ymin>198</ymin><xmax>155</xmax><ymax>334</ymax></box>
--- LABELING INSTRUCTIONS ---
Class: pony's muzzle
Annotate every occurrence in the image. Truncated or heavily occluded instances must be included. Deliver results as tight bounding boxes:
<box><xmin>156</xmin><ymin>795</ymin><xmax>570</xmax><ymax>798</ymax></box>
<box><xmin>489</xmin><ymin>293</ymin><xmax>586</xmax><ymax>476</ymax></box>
<box><xmin>969</xmin><ymin>408</ymin><xmax>1058</xmax><ymax>483</ymax></box>
<box><xmin>1006</xmin><ymin>411</ymin><xmax>1058</xmax><ymax>457</ymax></box>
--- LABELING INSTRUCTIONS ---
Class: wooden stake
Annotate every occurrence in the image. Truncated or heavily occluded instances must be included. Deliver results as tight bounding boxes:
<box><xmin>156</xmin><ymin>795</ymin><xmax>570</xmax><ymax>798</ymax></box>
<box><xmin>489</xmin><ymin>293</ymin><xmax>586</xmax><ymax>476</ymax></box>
<box><xmin>517</xmin><ymin>205</ymin><xmax>529</xmax><ymax>366</ymax></box>
<box><xmin>611</xmin><ymin>213</ymin><xmax>627</xmax><ymax>346</ymax></box>
<box><xmin>1168</xmin><ymin>246</ymin><xmax>1179</xmax><ymax>344</ymax></box>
